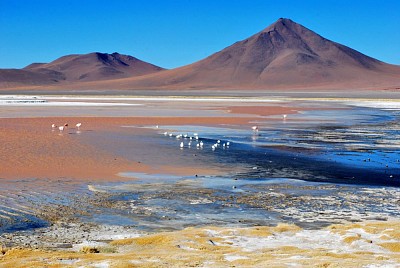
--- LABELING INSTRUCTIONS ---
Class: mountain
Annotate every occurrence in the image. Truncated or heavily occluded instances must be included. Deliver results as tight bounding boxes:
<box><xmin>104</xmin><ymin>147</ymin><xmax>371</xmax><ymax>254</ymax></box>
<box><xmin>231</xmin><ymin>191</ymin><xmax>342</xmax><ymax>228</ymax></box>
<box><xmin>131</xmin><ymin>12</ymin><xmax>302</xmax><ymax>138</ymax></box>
<box><xmin>23</xmin><ymin>52</ymin><xmax>164</xmax><ymax>82</ymax></box>
<box><xmin>1</xmin><ymin>18</ymin><xmax>399</xmax><ymax>90</ymax></box>
<box><xmin>0</xmin><ymin>52</ymin><xmax>164</xmax><ymax>88</ymax></box>
<box><xmin>97</xmin><ymin>18</ymin><xmax>397</xmax><ymax>90</ymax></box>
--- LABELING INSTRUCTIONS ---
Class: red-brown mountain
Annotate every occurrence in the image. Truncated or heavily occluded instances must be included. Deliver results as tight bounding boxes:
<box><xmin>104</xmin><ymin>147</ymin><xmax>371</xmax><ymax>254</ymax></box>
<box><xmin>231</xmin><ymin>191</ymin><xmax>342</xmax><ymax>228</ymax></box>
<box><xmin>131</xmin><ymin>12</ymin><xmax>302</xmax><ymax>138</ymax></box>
<box><xmin>102</xmin><ymin>17</ymin><xmax>398</xmax><ymax>90</ymax></box>
<box><xmin>0</xmin><ymin>52</ymin><xmax>164</xmax><ymax>88</ymax></box>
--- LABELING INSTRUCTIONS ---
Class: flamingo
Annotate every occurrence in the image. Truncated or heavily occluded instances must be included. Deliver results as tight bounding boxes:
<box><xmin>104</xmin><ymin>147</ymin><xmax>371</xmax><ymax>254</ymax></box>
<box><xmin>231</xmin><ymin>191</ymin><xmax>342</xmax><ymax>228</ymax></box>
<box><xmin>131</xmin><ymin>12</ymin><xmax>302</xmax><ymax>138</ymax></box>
<box><xmin>76</xmin><ymin>123</ymin><xmax>82</xmax><ymax>129</ymax></box>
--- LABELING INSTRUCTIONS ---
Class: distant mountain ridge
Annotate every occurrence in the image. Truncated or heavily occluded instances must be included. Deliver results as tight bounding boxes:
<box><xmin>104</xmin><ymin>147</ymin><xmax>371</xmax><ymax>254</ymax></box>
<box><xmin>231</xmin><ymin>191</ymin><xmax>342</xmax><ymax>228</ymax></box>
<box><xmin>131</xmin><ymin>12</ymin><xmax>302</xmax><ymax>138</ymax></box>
<box><xmin>1</xmin><ymin>18</ymin><xmax>399</xmax><ymax>90</ymax></box>
<box><xmin>0</xmin><ymin>52</ymin><xmax>164</xmax><ymax>88</ymax></box>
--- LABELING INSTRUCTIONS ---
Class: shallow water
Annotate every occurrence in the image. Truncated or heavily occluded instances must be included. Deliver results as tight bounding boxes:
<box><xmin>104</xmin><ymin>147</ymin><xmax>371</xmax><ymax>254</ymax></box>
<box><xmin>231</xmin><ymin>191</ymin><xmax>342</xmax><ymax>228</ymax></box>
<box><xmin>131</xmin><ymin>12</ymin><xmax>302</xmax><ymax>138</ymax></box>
<box><xmin>1</xmin><ymin>102</ymin><xmax>400</xmax><ymax>236</ymax></box>
<box><xmin>79</xmin><ymin>104</ymin><xmax>400</xmax><ymax>231</ymax></box>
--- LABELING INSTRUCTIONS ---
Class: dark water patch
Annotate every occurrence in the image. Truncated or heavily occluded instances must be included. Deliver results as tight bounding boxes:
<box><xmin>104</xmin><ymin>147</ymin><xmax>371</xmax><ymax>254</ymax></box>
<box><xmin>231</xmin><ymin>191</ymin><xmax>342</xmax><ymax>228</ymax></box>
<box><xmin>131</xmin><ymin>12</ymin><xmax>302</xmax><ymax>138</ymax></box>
<box><xmin>0</xmin><ymin>178</ymin><xmax>95</xmax><ymax>235</ymax></box>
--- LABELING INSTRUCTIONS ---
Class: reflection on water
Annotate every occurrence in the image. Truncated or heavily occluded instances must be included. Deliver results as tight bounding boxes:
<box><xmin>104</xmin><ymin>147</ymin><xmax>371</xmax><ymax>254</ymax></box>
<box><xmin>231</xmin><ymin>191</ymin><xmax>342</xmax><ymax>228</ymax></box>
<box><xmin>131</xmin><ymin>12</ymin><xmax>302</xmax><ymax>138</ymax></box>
<box><xmin>158</xmin><ymin>106</ymin><xmax>400</xmax><ymax>186</ymax></box>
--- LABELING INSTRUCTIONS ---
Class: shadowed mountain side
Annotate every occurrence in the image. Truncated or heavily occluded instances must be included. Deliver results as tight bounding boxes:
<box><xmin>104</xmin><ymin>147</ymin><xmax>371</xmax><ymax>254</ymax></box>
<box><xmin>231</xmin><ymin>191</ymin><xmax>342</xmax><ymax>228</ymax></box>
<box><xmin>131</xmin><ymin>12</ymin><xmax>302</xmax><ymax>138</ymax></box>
<box><xmin>0</xmin><ymin>69</ymin><xmax>64</xmax><ymax>88</ymax></box>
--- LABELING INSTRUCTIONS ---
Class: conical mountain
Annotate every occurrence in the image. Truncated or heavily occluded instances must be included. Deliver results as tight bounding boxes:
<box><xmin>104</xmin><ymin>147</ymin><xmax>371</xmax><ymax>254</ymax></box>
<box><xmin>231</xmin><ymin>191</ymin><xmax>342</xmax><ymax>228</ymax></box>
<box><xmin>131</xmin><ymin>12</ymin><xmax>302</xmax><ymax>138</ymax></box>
<box><xmin>101</xmin><ymin>18</ymin><xmax>398</xmax><ymax>90</ymax></box>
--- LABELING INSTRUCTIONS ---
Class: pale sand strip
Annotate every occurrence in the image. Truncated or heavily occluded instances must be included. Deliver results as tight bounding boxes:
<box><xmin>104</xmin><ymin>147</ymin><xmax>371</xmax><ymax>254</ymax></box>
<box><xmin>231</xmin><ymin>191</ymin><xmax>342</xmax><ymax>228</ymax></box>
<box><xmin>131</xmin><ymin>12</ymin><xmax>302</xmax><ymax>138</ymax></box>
<box><xmin>1</xmin><ymin>221</ymin><xmax>400</xmax><ymax>267</ymax></box>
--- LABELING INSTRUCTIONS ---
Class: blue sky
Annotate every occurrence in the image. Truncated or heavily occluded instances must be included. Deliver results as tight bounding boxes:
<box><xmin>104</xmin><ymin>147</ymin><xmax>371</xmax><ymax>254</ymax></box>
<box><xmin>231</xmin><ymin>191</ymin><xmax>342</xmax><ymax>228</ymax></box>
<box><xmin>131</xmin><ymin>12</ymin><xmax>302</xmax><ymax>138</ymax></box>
<box><xmin>0</xmin><ymin>0</ymin><xmax>399</xmax><ymax>69</ymax></box>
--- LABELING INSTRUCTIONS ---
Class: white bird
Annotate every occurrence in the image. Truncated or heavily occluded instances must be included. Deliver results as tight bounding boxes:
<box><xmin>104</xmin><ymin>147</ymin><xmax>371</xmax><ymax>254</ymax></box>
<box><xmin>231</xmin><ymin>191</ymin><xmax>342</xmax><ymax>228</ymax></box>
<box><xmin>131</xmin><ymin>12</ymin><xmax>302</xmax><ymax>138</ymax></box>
<box><xmin>252</xmin><ymin>126</ymin><xmax>259</xmax><ymax>132</ymax></box>
<box><xmin>169</xmin><ymin>133</ymin><xmax>173</xmax><ymax>137</ymax></box>
<box><xmin>217</xmin><ymin>140</ymin><xmax>221</xmax><ymax>144</ymax></box>
<box><xmin>193</xmin><ymin>133</ymin><xmax>198</xmax><ymax>136</ymax></box>
<box><xmin>196</xmin><ymin>143</ymin><xmax>200</xmax><ymax>148</ymax></box>
<box><xmin>211</xmin><ymin>145</ymin><xmax>216</xmax><ymax>150</ymax></box>
<box><xmin>164</xmin><ymin>131</ymin><xmax>168</xmax><ymax>136</ymax></box>
<box><xmin>76</xmin><ymin>123</ymin><xmax>82</xmax><ymax>129</ymax></box>
<box><xmin>200</xmin><ymin>141</ymin><xmax>204</xmax><ymax>147</ymax></box>
<box><xmin>195</xmin><ymin>136</ymin><xmax>199</xmax><ymax>140</ymax></box>
<box><xmin>188</xmin><ymin>141</ymin><xmax>192</xmax><ymax>147</ymax></box>
<box><xmin>58</xmin><ymin>126</ymin><xmax>64</xmax><ymax>131</ymax></box>
<box><xmin>283</xmin><ymin>114</ymin><xmax>287</xmax><ymax>119</ymax></box>
<box><xmin>180</xmin><ymin>142</ymin><xmax>184</xmax><ymax>148</ymax></box>
<box><xmin>156</xmin><ymin>125</ymin><xmax>159</xmax><ymax>129</ymax></box>
<box><xmin>226</xmin><ymin>142</ymin><xmax>230</xmax><ymax>146</ymax></box>
<box><xmin>51</xmin><ymin>123</ymin><xmax>57</xmax><ymax>128</ymax></box>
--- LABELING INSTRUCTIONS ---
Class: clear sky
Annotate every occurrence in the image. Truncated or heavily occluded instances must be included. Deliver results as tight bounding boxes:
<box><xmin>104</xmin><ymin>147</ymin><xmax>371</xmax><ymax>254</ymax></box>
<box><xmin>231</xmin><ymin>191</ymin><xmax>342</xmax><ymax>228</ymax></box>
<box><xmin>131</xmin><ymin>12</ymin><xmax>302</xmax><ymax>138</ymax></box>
<box><xmin>0</xmin><ymin>0</ymin><xmax>399</xmax><ymax>69</ymax></box>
